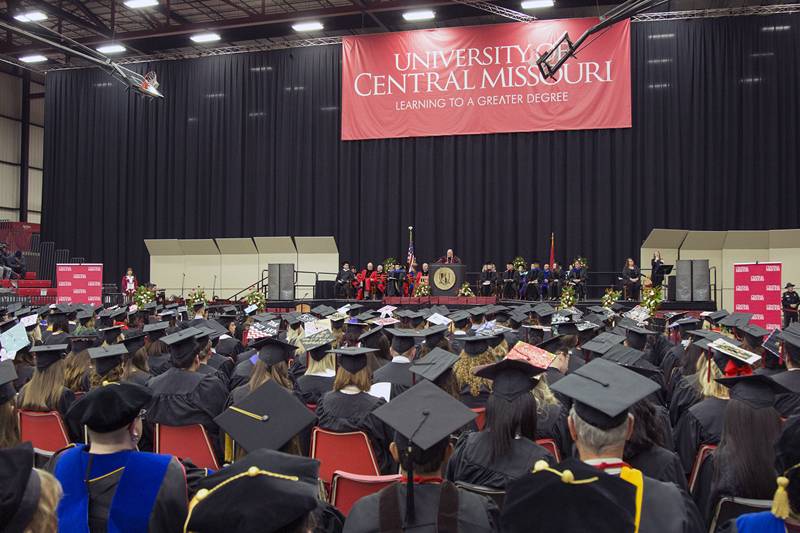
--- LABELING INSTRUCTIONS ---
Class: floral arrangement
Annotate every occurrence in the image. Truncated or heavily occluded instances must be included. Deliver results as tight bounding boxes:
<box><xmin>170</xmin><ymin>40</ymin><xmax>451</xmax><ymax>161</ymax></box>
<box><xmin>383</xmin><ymin>257</ymin><xmax>399</xmax><ymax>271</ymax></box>
<box><xmin>245</xmin><ymin>289</ymin><xmax>267</xmax><ymax>312</ymax></box>
<box><xmin>413</xmin><ymin>279</ymin><xmax>431</xmax><ymax>297</ymax></box>
<box><xmin>133</xmin><ymin>285</ymin><xmax>156</xmax><ymax>309</ymax></box>
<box><xmin>559</xmin><ymin>285</ymin><xmax>576</xmax><ymax>309</ymax></box>
<box><xmin>601</xmin><ymin>288</ymin><xmax>622</xmax><ymax>309</ymax></box>
<box><xmin>457</xmin><ymin>282</ymin><xmax>475</xmax><ymax>297</ymax></box>
<box><xmin>641</xmin><ymin>285</ymin><xmax>664</xmax><ymax>315</ymax></box>
<box><xmin>512</xmin><ymin>256</ymin><xmax>527</xmax><ymax>271</ymax></box>
<box><xmin>186</xmin><ymin>287</ymin><xmax>207</xmax><ymax>310</ymax></box>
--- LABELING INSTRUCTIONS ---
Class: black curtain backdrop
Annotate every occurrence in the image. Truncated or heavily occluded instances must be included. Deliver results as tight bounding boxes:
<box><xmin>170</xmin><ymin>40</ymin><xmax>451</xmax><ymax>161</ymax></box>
<box><xmin>43</xmin><ymin>14</ymin><xmax>800</xmax><ymax>286</ymax></box>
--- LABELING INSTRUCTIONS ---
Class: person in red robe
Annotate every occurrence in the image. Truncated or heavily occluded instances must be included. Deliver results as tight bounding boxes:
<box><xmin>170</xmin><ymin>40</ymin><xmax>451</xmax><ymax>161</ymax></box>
<box><xmin>121</xmin><ymin>267</ymin><xmax>138</xmax><ymax>304</ymax></box>
<box><xmin>370</xmin><ymin>265</ymin><xmax>387</xmax><ymax>300</ymax></box>
<box><xmin>356</xmin><ymin>262</ymin><xmax>375</xmax><ymax>300</ymax></box>
<box><xmin>404</xmin><ymin>263</ymin><xmax>418</xmax><ymax>296</ymax></box>
<box><xmin>415</xmin><ymin>263</ymin><xmax>431</xmax><ymax>290</ymax></box>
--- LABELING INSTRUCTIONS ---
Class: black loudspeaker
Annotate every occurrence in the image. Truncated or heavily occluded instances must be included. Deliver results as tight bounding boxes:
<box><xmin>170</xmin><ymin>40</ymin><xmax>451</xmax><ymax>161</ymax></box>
<box><xmin>268</xmin><ymin>264</ymin><xmax>295</xmax><ymax>300</ymax></box>
<box><xmin>675</xmin><ymin>260</ymin><xmax>693</xmax><ymax>302</ymax></box>
<box><xmin>692</xmin><ymin>259</ymin><xmax>711</xmax><ymax>301</ymax></box>
<box><xmin>667</xmin><ymin>276</ymin><xmax>676</xmax><ymax>301</ymax></box>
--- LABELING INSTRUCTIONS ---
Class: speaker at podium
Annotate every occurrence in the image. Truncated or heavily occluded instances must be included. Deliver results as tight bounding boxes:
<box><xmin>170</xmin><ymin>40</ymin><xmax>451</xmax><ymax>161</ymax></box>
<box><xmin>429</xmin><ymin>264</ymin><xmax>466</xmax><ymax>296</ymax></box>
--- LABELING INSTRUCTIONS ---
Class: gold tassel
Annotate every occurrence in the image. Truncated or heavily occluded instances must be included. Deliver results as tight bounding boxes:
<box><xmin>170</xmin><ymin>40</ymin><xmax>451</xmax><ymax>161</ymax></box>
<box><xmin>772</xmin><ymin>476</ymin><xmax>791</xmax><ymax>519</ymax></box>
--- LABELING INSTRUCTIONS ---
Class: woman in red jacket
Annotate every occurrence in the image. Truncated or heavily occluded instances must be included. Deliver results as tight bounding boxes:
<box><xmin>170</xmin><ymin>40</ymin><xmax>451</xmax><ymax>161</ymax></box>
<box><xmin>121</xmin><ymin>267</ymin><xmax>138</xmax><ymax>304</ymax></box>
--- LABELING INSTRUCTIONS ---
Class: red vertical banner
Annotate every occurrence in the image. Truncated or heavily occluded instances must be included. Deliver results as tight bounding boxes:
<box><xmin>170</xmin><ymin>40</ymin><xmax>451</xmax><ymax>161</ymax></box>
<box><xmin>733</xmin><ymin>262</ymin><xmax>782</xmax><ymax>330</ymax></box>
<box><xmin>57</xmin><ymin>263</ymin><xmax>103</xmax><ymax>305</ymax></box>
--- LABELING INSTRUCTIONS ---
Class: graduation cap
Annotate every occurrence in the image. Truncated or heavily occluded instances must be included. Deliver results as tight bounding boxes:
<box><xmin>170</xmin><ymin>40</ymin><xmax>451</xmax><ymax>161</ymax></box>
<box><xmin>602</xmin><ymin>345</ymin><xmax>660</xmax><ymax>378</ymax></box>
<box><xmin>310</xmin><ymin>305</ymin><xmax>332</xmax><ymax>317</ymax></box>
<box><xmin>162</xmin><ymin>327</ymin><xmax>201</xmax><ymax>366</ymax></box>
<box><xmin>68</xmin><ymin>334</ymin><xmax>97</xmax><ymax>354</ymax></box>
<box><xmin>448</xmin><ymin>311</ymin><xmax>470</xmax><ymax>328</ymax></box>
<box><xmin>214</xmin><ymin>379</ymin><xmax>316</xmax><ymax>453</ymax></box>
<box><xmin>459</xmin><ymin>336</ymin><xmax>491</xmax><ymax>356</ymax></box>
<box><xmin>332</xmin><ymin>346</ymin><xmax>377</xmax><ymax>374</ymax></box>
<box><xmin>474</xmin><ymin>358</ymin><xmax>546</xmax><ymax>401</ymax></box>
<box><xmin>550</xmin><ymin>358</ymin><xmax>660</xmax><ymax>430</ymax></box>
<box><xmin>371</xmin><ymin>380</ymin><xmax>477</xmax><ymax>522</ymax></box>
<box><xmin>739</xmin><ymin>323</ymin><xmax>769</xmax><ymax>346</ymax></box>
<box><xmin>0</xmin><ymin>360</ymin><xmax>18</xmax><ymax>404</ymax></box>
<box><xmin>387</xmin><ymin>328</ymin><xmax>420</xmax><ymax>354</ymax></box>
<box><xmin>532</xmin><ymin>304</ymin><xmax>556</xmax><ymax>319</ymax></box>
<box><xmin>98</xmin><ymin>325</ymin><xmax>123</xmax><ymax>344</ymax></box>
<box><xmin>345</xmin><ymin>320</ymin><xmax>369</xmax><ymax>336</ymax></box>
<box><xmin>554</xmin><ymin>320</ymin><xmax>579</xmax><ymax>336</ymax></box>
<box><xmin>508</xmin><ymin>311</ymin><xmax>528</xmax><ymax>327</ymax></box>
<box><xmin>251</xmin><ymin>337</ymin><xmax>297</xmax><ymax>367</ymax></box>
<box><xmin>346</xmin><ymin>304</ymin><xmax>363</xmax><ymax>316</ymax></box>
<box><xmin>88</xmin><ymin>344</ymin><xmax>128</xmax><ymax>376</ymax></box>
<box><xmin>708</xmin><ymin>338</ymin><xmax>760</xmax><ymax>374</ymax></box>
<box><xmin>30</xmin><ymin>344</ymin><xmax>68</xmax><ymax>370</ymax></box>
<box><xmin>108</xmin><ymin>308</ymin><xmax>128</xmax><ymax>322</ymax></box>
<box><xmin>718</xmin><ymin>312</ymin><xmax>752</xmax><ymax>329</ymax></box>
<box><xmin>479</xmin><ymin>331</ymin><xmax>504</xmax><ymax>349</ymax></box>
<box><xmin>468</xmin><ymin>307</ymin><xmax>487</xmax><ymax>320</ymax></box>
<box><xmin>714</xmin><ymin>374</ymin><xmax>788</xmax><ymax>410</ymax></box>
<box><xmin>328</xmin><ymin>312</ymin><xmax>348</xmax><ymax>328</ymax></box>
<box><xmin>67</xmin><ymin>382</ymin><xmax>152</xmax><ymax>432</ymax></box>
<box><xmin>420</xmin><ymin>326</ymin><xmax>448</xmax><ymax>347</ymax></box>
<box><xmin>581</xmin><ymin>338</ymin><xmax>618</xmax><ymax>358</ymax></box>
<box><xmin>302</xmin><ymin>330</ymin><xmax>335</xmax><ymax>360</ymax></box>
<box><xmin>623</xmin><ymin>324</ymin><xmax>651</xmax><ymax>347</ymax></box>
<box><xmin>192</xmin><ymin>300</ymin><xmax>206</xmax><ymax>311</ymax></box>
<box><xmin>192</xmin><ymin>327</ymin><xmax>214</xmax><ymax>347</ymax></box>
<box><xmin>536</xmin><ymin>335</ymin><xmax>564</xmax><ymax>355</ymax></box>
<box><xmin>143</xmin><ymin>321</ymin><xmax>169</xmax><ymax>340</ymax></box>
<box><xmin>185</xmin><ymin>449</ymin><xmax>320</xmax><ymax>533</ymax></box>
<box><xmin>407</xmin><ymin>312</ymin><xmax>426</xmax><ymax>327</ymax></box>
<box><xmin>705</xmin><ymin>309</ymin><xmax>729</xmax><ymax>324</ymax></box>
<box><xmin>410</xmin><ymin>348</ymin><xmax>459</xmax><ymax>383</ymax></box>
<box><xmin>122</xmin><ymin>330</ymin><xmax>147</xmax><ymax>354</ymax></box>
<box><xmin>76</xmin><ymin>309</ymin><xmax>94</xmax><ymax>323</ymax></box>
<box><xmin>358</xmin><ymin>326</ymin><xmax>384</xmax><ymax>350</ymax></box>
<box><xmin>355</xmin><ymin>311</ymin><xmax>377</xmax><ymax>323</ymax></box>
<box><xmin>778</xmin><ymin>328</ymin><xmax>800</xmax><ymax>352</ymax></box>
<box><xmin>0</xmin><ymin>318</ymin><xmax>17</xmax><ymax>334</ymax></box>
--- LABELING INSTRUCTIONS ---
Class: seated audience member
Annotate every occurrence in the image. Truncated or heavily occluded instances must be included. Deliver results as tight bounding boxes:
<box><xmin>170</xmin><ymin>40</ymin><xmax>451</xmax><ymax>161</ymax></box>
<box><xmin>372</xmin><ymin>329</ymin><xmax>420</xmax><ymax>399</ymax></box>
<box><xmin>49</xmin><ymin>382</ymin><xmax>187</xmax><ymax>532</ymax></box>
<box><xmin>549</xmin><ymin>359</ymin><xmax>704</xmax><ymax>532</ymax></box>
<box><xmin>0</xmin><ymin>442</ymin><xmax>62</xmax><ymax>533</ymax></box>
<box><xmin>87</xmin><ymin>344</ymin><xmax>127</xmax><ymax>388</ymax></box>
<box><xmin>229</xmin><ymin>336</ymin><xmax>296</xmax><ymax>404</ymax></box>
<box><xmin>184</xmin><ymin>449</ymin><xmax>342</xmax><ymax>533</ymax></box>
<box><xmin>623</xmin><ymin>400</ymin><xmax>687</xmax><ymax>491</ymax></box>
<box><xmin>358</xmin><ymin>327</ymin><xmax>391</xmax><ymax>374</ymax></box>
<box><xmin>532</xmin><ymin>373</ymin><xmax>572</xmax><ymax>460</ymax></box>
<box><xmin>142</xmin><ymin>322</ymin><xmax>172</xmax><ymax>376</ymax></box>
<box><xmin>446</xmin><ymin>357</ymin><xmax>554</xmax><ymax>489</ymax></box>
<box><xmin>296</xmin><ymin>330</ymin><xmax>337</xmax><ymax>406</ymax></box>
<box><xmin>122</xmin><ymin>346</ymin><xmax>152</xmax><ymax>386</ymax></box>
<box><xmin>345</xmin><ymin>380</ymin><xmax>500</xmax><ymax>532</ymax></box>
<box><xmin>771</xmin><ymin>327</ymin><xmax>800</xmax><ymax>417</ymax></box>
<box><xmin>0</xmin><ymin>361</ymin><xmax>20</xmax><ymax>449</ymax></box>
<box><xmin>44</xmin><ymin>309</ymin><xmax>71</xmax><ymax>345</ymax></box>
<box><xmin>146</xmin><ymin>328</ymin><xmax>228</xmax><ymax>459</ymax></box>
<box><xmin>692</xmin><ymin>375</ymin><xmax>785</xmax><ymax>525</ymax></box>
<box><xmin>720</xmin><ymin>418</ymin><xmax>800</xmax><ymax>532</ymax></box>
<box><xmin>19</xmin><ymin>344</ymin><xmax>80</xmax><ymax>440</ymax></box>
<box><xmin>192</xmin><ymin>328</ymin><xmax>227</xmax><ymax>386</ymax></box>
<box><xmin>453</xmin><ymin>336</ymin><xmax>497</xmax><ymax>408</ymax></box>
<box><xmin>63</xmin><ymin>335</ymin><xmax>96</xmax><ymax>392</ymax></box>
<box><xmin>315</xmin><ymin>347</ymin><xmax>395</xmax><ymax>474</ymax></box>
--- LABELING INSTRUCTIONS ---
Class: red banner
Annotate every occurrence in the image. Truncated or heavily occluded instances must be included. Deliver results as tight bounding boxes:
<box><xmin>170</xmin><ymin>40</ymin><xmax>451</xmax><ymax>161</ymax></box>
<box><xmin>342</xmin><ymin>18</ymin><xmax>631</xmax><ymax>140</ymax></box>
<box><xmin>57</xmin><ymin>263</ymin><xmax>103</xmax><ymax>305</ymax></box>
<box><xmin>733</xmin><ymin>262</ymin><xmax>782</xmax><ymax>330</ymax></box>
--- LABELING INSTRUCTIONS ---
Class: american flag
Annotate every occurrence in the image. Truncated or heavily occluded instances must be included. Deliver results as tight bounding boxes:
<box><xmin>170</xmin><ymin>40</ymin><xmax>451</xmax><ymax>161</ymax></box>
<box><xmin>406</xmin><ymin>238</ymin><xmax>415</xmax><ymax>268</ymax></box>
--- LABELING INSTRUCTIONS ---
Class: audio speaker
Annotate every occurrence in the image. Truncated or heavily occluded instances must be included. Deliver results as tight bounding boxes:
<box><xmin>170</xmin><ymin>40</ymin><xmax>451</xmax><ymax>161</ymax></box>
<box><xmin>268</xmin><ymin>264</ymin><xmax>295</xmax><ymax>300</ymax></box>
<box><xmin>691</xmin><ymin>259</ymin><xmax>711</xmax><ymax>301</ymax></box>
<box><xmin>675</xmin><ymin>260</ymin><xmax>693</xmax><ymax>302</ymax></box>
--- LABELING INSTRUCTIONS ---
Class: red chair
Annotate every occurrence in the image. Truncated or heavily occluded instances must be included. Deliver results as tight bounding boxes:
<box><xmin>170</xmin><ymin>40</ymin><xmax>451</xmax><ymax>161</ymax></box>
<box><xmin>330</xmin><ymin>472</ymin><xmax>401</xmax><ymax>515</ymax></box>
<box><xmin>535</xmin><ymin>438</ymin><xmax>561</xmax><ymax>462</ymax></box>
<box><xmin>311</xmin><ymin>427</ymin><xmax>381</xmax><ymax>487</ymax></box>
<box><xmin>688</xmin><ymin>444</ymin><xmax>717</xmax><ymax>493</ymax></box>
<box><xmin>154</xmin><ymin>424</ymin><xmax>219</xmax><ymax>470</ymax></box>
<box><xmin>18</xmin><ymin>410</ymin><xmax>70</xmax><ymax>455</ymax></box>
<box><xmin>471</xmin><ymin>407</ymin><xmax>486</xmax><ymax>431</ymax></box>
<box><xmin>306</xmin><ymin>403</ymin><xmax>317</xmax><ymax>412</ymax></box>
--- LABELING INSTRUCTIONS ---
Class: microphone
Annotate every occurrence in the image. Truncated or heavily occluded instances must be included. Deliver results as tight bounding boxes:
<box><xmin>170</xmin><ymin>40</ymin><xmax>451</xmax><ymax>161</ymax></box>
<box><xmin>181</xmin><ymin>272</ymin><xmax>186</xmax><ymax>298</ymax></box>
<box><xmin>212</xmin><ymin>275</ymin><xmax>217</xmax><ymax>299</ymax></box>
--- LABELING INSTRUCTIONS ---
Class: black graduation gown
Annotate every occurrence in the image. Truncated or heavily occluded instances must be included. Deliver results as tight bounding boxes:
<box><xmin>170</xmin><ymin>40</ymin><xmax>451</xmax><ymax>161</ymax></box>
<box><xmin>661</xmin><ymin>344</ymin><xmax>684</xmax><ymax>389</ymax></box>
<box><xmin>343</xmin><ymin>482</ymin><xmax>500</xmax><ymax>533</ymax></box>
<box><xmin>627</xmin><ymin>445</ymin><xmax>688</xmax><ymax>492</ymax></box>
<box><xmin>13</xmin><ymin>362</ymin><xmax>34</xmax><ymax>390</ymax></box>
<box><xmin>458</xmin><ymin>383</ymin><xmax>491</xmax><ymax>409</ymax></box>
<box><xmin>372</xmin><ymin>361</ymin><xmax>415</xmax><ymax>400</ymax></box>
<box><xmin>669</xmin><ymin>375</ymin><xmax>703</xmax><ymax>427</ymax></box>
<box><xmin>675</xmin><ymin>397</ymin><xmax>728</xmax><ymax>475</ymax></box>
<box><xmin>122</xmin><ymin>370</ymin><xmax>151</xmax><ymax>387</ymax></box>
<box><xmin>445</xmin><ymin>431</ymin><xmax>554</xmax><ymax>489</ymax></box>
<box><xmin>146</xmin><ymin>368</ymin><xmax>228</xmax><ymax>459</ymax></box>
<box><xmin>215</xmin><ymin>337</ymin><xmax>244</xmax><ymax>361</ymax></box>
<box><xmin>148</xmin><ymin>353</ymin><xmax>171</xmax><ymax>376</ymax></box>
<box><xmin>296</xmin><ymin>374</ymin><xmax>335</xmax><ymax>406</ymax></box>
<box><xmin>207</xmin><ymin>351</ymin><xmax>234</xmax><ymax>380</ymax></box>
<box><xmin>44</xmin><ymin>330</ymin><xmax>70</xmax><ymax>345</ymax></box>
<box><xmin>196</xmin><ymin>363</ymin><xmax>228</xmax><ymax>388</ymax></box>
<box><xmin>449</xmin><ymin>332</ymin><xmax>468</xmax><ymax>355</ymax></box>
<box><xmin>315</xmin><ymin>390</ymin><xmax>395</xmax><ymax>474</ymax></box>
<box><xmin>47</xmin><ymin>449</ymin><xmax>188</xmax><ymax>533</ymax></box>
<box><xmin>534</xmin><ymin>402</ymin><xmax>572</xmax><ymax>460</ymax></box>
<box><xmin>500</xmin><ymin>270</ymin><xmax>518</xmax><ymax>299</ymax></box>
<box><xmin>228</xmin><ymin>357</ymin><xmax>256</xmax><ymax>391</ymax></box>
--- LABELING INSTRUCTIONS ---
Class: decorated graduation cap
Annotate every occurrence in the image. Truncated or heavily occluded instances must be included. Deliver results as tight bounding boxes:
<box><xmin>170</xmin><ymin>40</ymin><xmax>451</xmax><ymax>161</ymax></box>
<box><xmin>68</xmin><ymin>334</ymin><xmax>97</xmax><ymax>354</ymax></box>
<box><xmin>185</xmin><ymin>449</ymin><xmax>320</xmax><ymax>533</ymax></box>
<box><xmin>474</xmin><ymin>357</ymin><xmax>546</xmax><ymax>401</ymax></box>
<box><xmin>708</xmin><ymin>337</ymin><xmax>760</xmax><ymax>376</ymax></box>
<box><xmin>0</xmin><ymin>360</ymin><xmax>17</xmax><ymax>404</ymax></box>
<box><xmin>331</xmin><ymin>346</ymin><xmax>377</xmax><ymax>374</ymax></box>
<box><xmin>98</xmin><ymin>325</ymin><xmax>123</xmax><ymax>344</ymax></box>
<box><xmin>67</xmin><ymin>382</ymin><xmax>151</xmax><ymax>432</ymax></box>
<box><xmin>328</xmin><ymin>312</ymin><xmax>348</xmax><ymax>328</ymax></box>
<box><xmin>502</xmin><ymin>457</ymin><xmax>637</xmax><ymax>533</ymax></box>
<box><xmin>715</xmin><ymin>374</ymin><xmax>789</xmax><ymax>410</ymax></box>
<box><xmin>88</xmin><ymin>344</ymin><xmax>128</xmax><ymax>376</ymax></box>
<box><xmin>372</xmin><ymin>380</ymin><xmax>477</xmax><ymax>523</ymax></box>
<box><xmin>250</xmin><ymin>336</ymin><xmax>297</xmax><ymax>367</ymax></box>
<box><xmin>387</xmin><ymin>328</ymin><xmax>420</xmax><ymax>354</ymax></box>
<box><xmin>162</xmin><ymin>327</ymin><xmax>201</xmax><ymax>366</ymax></box>
<box><xmin>410</xmin><ymin>348</ymin><xmax>459</xmax><ymax>383</ymax></box>
<box><xmin>550</xmin><ymin>358</ymin><xmax>660</xmax><ymax>430</ymax></box>
<box><xmin>214</xmin><ymin>379</ymin><xmax>316</xmax><ymax>453</ymax></box>
<box><xmin>302</xmin><ymin>330</ymin><xmax>335</xmax><ymax>361</ymax></box>
<box><xmin>30</xmin><ymin>343</ymin><xmax>68</xmax><ymax>370</ymax></box>
<box><xmin>459</xmin><ymin>335</ymin><xmax>491</xmax><ymax>356</ymax></box>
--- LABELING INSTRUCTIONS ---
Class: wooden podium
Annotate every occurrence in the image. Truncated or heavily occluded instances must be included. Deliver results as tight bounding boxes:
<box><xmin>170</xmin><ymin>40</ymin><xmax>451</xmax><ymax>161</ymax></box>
<box><xmin>430</xmin><ymin>263</ymin><xmax>466</xmax><ymax>296</ymax></box>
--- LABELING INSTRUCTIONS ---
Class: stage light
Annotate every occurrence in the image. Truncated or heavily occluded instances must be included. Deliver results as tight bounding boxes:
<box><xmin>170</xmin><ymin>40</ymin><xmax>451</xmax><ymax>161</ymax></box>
<box><xmin>403</xmin><ymin>10</ymin><xmax>435</xmax><ymax>21</ymax></box>
<box><xmin>124</xmin><ymin>0</ymin><xmax>159</xmax><ymax>8</ymax></box>
<box><xmin>19</xmin><ymin>54</ymin><xmax>48</xmax><ymax>63</ymax></box>
<box><xmin>14</xmin><ymin>11</ymin><xmax>48</xmax><ymax>22</ymax></box>
<box><xmin>292</xmin><ymin>21</ymin><xmax>324</xmax><ymax>32</ymax></box>
<box><xmin>97</xmin><ymin>44</ymin><xmax>126</xmax><ymax>54</ymax></box>
<box><xmin>191</xmin><ymin>32</ymin><xmax>221</xmax><ymax>43</ymax></box>
<box><xmin>521</xmin><ymin>0</ymin><xmax>554</xmax><ymax>9</ymax></box>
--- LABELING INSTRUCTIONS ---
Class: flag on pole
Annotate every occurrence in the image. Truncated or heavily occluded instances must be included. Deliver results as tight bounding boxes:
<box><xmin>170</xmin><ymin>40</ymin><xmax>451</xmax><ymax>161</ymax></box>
<box><xmin>549</xmin><ymin>233</ymin><xmax>555</xmax><ymax>268</ymax></box>
<box><xmin>406</xmin><ymin>226</ymin><xmax>415</xmax><ymax>268</ymax></box>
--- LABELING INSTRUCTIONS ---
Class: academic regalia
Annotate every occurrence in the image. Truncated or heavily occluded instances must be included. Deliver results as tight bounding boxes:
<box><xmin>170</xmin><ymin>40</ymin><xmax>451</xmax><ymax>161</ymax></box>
<box><xmin>146</xmin><ymin>368</ymin><xmax>228</xmax><ymax>459</ymax></box>
<box><xmin>148</xmin><ymin>353</ymin><xmax>171</xmax><ymax>376</ymax></box>
<box><xmin>501</xmin><ymin>269</ymin><xmax>519</xmax><ymax>299</ymax></box>
<box><xmin>445</xmin><ymin>431</ymin><xmax>553</xmax><ymax>489</ymax></box>
<box><xmin>343</xmin><ymin>481</ymin><xmax>500</xmax><ymax>533</ymax></box>
<box><xmin>373</xmin><ymin>360</ymin><xmax>415</xmax><ymax>399</ymax></box>
<box><xmin>44</xmin><ymin>330</ymin><xmax>70</xmax><ymax>345</ymax></box>
<box><xmin>627</xmin><ymin>445</ymin><xmax>688</xmax><ymax>492</ymax></box>
<box><xmin>669</xmin><ymin>375</ymin><xmax>703</xmax><ymax>426</ymax></box>
<box><xmin>228</xmin><ymin>356</ymin><xmax>256</xmax><ymax>391</ymax></box>
<box><xmin>674</xmin><ymin>397</ymin><xmax>728</xmax><ymax>475</ymax></box>
<box><xmin>315</xmin><ymin>390</ymin><xmax>395</xmax><ymax>474</ymax></box>
<box><xmin>123</xmin><ymin>369</ymin><xmax>151</xmax><ymax>387</ymax></box>
<box><xmin>215</xmin><ymin>337</ymin><xmax>244</xmax><ymax>362</ymax></box>
<box><xmin>525</xmin><ymin>268</ymin><xmax>540</xmax><ymax>300</ymax></box>
<box><xmin>772</xmin><ymin>370</ymin><xmax>800</xmax><ymax>417</ymax></box>
<box><xmin>13</xmin><ymin>361</ymin><xmax>34</xmax><ymax>390</ymax></box>
<box><xmin>296</xmin><ymin>374</ymin><xmax>334</xmax><ymax>406</ymax></box>
<box><xmin>535</xmin><ymin>401</ymin><xmax>572</xmax><ymax>460</ymax></box>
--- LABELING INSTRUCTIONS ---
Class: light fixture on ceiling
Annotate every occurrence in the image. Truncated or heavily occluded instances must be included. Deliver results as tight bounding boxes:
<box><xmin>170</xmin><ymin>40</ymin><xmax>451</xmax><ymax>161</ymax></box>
<box><xmin>19</xmin><ymin>54</ymin><xmax>48</xmax><ymax>63</ymax></box>
<box><xmin>14</xmin><ymin>11</ymin><xmax>48</xmax><ymax>22</ymax></box>
<box><xmin>521</xmin><ymin>0</ymin><xmax>554</xmax><ymax>9</ymax></box>
<box><xmin>97</xmin><ymin>44</ymin><xmax>127</xmax><ymax>54</ymax></box>
<box><xmin>402</xmin><ymin>10</ymin><xmax>435</xmax><ymax>21</ymax></box>
<box><xmin>124</xmin><ymin>0</ymin><xmax>159</xmax><ymax>8</ymax></box>
<box><xmin>292</xmin><ymin>21</ymin><xmax>324</xmax><ymax>32</ymax></box>
<box><xmin>191</xmin><ymin>32</ymin><xmax>221</xmax><ymax>43</ymax></box>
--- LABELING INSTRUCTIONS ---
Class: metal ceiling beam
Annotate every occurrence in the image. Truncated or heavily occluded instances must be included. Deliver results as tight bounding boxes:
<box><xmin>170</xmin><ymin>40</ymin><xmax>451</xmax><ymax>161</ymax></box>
<box><xmin>351</xmin><ymin>0</ymin><xmax>390</xmax><ymax>31</ymax></box>
<box><xmin>17</xmin><ymin>0</ymin><xmax>113</xmax><ymax>38</ymax></box>
<box><xmin>67</xmin><ymin>0</ymin><xmax>111</xmax><ymax>32</ymax></box>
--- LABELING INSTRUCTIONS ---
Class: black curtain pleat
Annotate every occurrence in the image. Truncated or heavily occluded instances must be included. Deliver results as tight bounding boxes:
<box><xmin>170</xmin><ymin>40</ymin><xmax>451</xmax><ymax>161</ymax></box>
<box><xmin>42</xmin><ymin>14</ymin><xmax>800</xmax><ymax>285</ymax></box>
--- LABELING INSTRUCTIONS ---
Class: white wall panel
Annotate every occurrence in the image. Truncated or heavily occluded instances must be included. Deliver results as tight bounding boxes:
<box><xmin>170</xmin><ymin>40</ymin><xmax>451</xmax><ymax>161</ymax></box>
<box><xmin>30</xmin><ymin>82</ymin><xmax>44</xmax><ymax>125</ymax></box>
<box><xmin>28</xmin><ymin>169</ymin><xmax>42</xmax><ymax>212</ymax></box>
<box><xmin>29</xmin><ymin>125</ymin><xmax>43</xmax><ymax>168</ymax></box>
<box><xmin>0</xmin><ymin>163</ymin><xmax>20</xmax><ymax>209</ymax></box>
<box><xmin>0</xmin><ymin>209</ymin><xmax>18</xmax><ymax>222</ymax></box>
<box><xmin>0</xmin><ymin>118</ymin><xmax>20</xmax><ymax>163</ymax></box>
<box><xmin>0</xmin><ymin>74</ymin><xmax>20</xmax><ymax>118</ymax></box>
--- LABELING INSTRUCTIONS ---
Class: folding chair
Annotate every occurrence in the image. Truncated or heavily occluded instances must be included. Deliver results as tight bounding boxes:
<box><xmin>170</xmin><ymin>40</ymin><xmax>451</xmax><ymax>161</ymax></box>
<box><xmin>311</xmin><ymin>427</ymin><xmax>381</xmax><ymax>487</ymax></box>
<box><xmin>688</xmin><ymin>444</ymin><xmax>717</xmax><ymax>493</ymax></box>
<box><xmin>708</xmin><ymin>497</ymin><xmax>771</xmax><ymax>533</ymax></box>
<box><xmin>330</xmin><ymin>472</ymin><xmax>401</xmax><ymax>515</ymax></box>
<box><xmin>18</xmin><ymin>410</ymin><xmax>70</xmax><ymax>455</ymax></box>
<box><xmin>454</xmin><ymin>481</ymin><xmax>506</xmax><ymax>509</ymax></box>
<box><xmin>471</xmin><ymin>407</ymin><xmax>486</xmax><ymax>431</ymax></box>
<box><xmin>154</xmin><ymin>423</ymin><xmax>219</xmax><ymax>470</ymax></box>
<box><xmin>535</xmin><ymin>438</ymin><xmax>561</xmax><ymax>462</ymax></box>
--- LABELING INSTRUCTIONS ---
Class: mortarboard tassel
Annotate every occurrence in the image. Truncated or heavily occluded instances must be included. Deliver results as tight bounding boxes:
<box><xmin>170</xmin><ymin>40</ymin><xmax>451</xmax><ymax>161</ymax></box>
<box><xmin>771</xmin><ymin>476</ymin><xmax>791</xmax><ymax>519</ymax></box>
<box><xmin>406</xmin><ymin>445</ymin><xmax>415</xmax><ymax>524</ymax></box>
